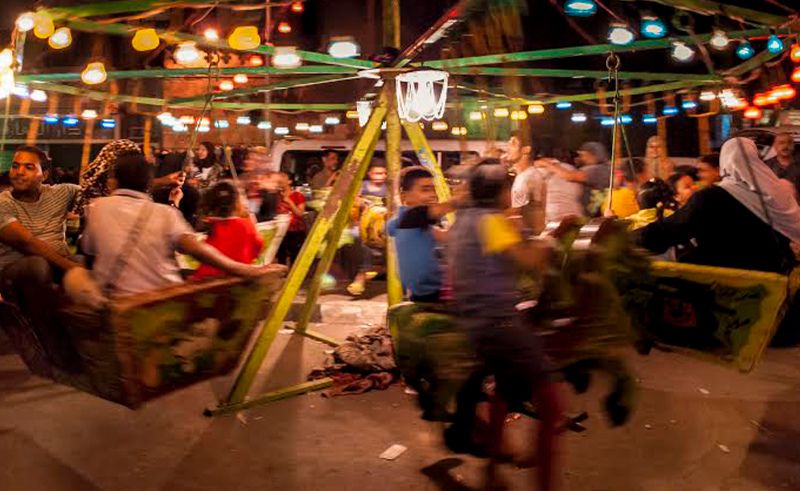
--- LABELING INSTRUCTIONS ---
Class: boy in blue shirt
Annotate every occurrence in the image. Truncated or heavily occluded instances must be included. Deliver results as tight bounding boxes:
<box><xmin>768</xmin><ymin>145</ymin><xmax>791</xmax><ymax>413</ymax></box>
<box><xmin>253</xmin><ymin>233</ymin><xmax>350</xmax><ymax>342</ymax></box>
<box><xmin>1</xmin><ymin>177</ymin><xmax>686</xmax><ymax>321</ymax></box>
<box><xmin>386</xmin><ymin>167</ymin><xmax>455</xmax><ymax>302</ymax></box>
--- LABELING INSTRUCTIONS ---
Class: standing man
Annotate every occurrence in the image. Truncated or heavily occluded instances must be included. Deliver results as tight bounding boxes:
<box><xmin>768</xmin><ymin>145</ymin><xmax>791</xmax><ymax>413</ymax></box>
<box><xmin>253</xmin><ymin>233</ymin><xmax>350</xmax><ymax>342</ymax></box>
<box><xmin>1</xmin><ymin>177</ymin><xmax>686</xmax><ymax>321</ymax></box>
<box><xmin>538</xmin><ymin>141</ymin><xmax>611</xmax><ymax>217</ymax></box>
<box><xmin>505</xmin><ymin>131</ymin><xmax>546</xmax><ymax>235</ymax></box>
<box><xmin>310</xmin><ymin>150</ymin><xmax>340</xmax><ymax>189</ymax></box>
<box><xmin>765</xmin><ymin>133</ymin><xmax>800</xmax><ymax>198</ymax></box>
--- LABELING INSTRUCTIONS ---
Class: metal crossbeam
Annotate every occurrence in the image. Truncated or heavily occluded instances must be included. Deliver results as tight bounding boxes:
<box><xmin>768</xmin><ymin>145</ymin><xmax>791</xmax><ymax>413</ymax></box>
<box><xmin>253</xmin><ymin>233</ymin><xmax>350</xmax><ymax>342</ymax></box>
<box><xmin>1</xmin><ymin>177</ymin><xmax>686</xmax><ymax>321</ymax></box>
<box><xmin>17</xmin><ymin>66</ymin><xmax>358</xmax><ymax>83</ymax></box>
<box><xmin>169</xmin><ymin>74</ymin><xmax>361</xmax><ymax>104</ymax></box>
<box><xmin>447</xmin><ymin>67</ymin><xmax>721</xmax><ymax>82</ymax></box>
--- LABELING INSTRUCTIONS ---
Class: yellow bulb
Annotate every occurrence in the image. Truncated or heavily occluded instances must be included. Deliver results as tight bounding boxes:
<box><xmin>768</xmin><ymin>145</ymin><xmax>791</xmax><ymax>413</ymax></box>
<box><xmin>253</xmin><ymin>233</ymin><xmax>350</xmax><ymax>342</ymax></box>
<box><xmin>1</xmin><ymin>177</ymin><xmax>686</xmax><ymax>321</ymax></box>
<box><xmin>527</xmin><ymin>104</ymin><xmax>545</xmax><ymax>114</ymax></box>
<box><xmin>0</xmin><ymin>49</ymin><xmax>13</xmax><ymax>69</ymax></box>
<box><xmin>432</xmin><ymin>121</ymin><xmax>448</xmax><ymax>131</ymax></box>
<box><xmin>345</xmin><ymin>110</ymin><xmax>359</xmax><ymax>119</ymax></box>
<box><xmin>33</xmin><ymin>12</ymin><xmax>55</xmax><ymax>39</ymax></box>
<box><xmin>0</xmin><ymin>68</ymin><xmax>15</xmax><ymax>95</ymax></box>
<box><xmin>493</xmin><ymin>107</ymin><xmax>509</xmax><ymax>118</ymax></box>
<box><xmin>228</xmin><ymin>26</ymin><xmax>261</xmax><ymax>51</ymax></box>
<box><xmin>219</xmin><ymin>80</ymin><xmax>234</xmax><ymax>91</ymax></box>
<box><xmin>132</xmin><ymin>28</ymin><xmax>159</xmax><ymax>52</ymax></box>
<box><xmin>16</xmin><ymin>12</ymin><xmax>35</xmax><ymax>32</ymax></box>
<box><xmin>48</xmin><ymin>27</ymin><xmax>72</xmax><ymax>49</ymax></box>
<box><xmin>233</xmin><ymin>73</ymin><xmax>248</xmax><ymax>84</ymax></box>
<box><xmin>81</xmin><ymin>62</ymin><xmax>107</xmax><ymax>85</ymax></box>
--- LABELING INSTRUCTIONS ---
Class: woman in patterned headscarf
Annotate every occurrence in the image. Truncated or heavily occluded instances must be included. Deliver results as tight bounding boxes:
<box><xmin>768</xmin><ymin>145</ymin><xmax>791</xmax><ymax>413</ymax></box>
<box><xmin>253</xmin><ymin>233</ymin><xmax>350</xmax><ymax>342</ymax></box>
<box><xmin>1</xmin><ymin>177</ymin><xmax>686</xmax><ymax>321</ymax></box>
<box><xmin>73</xmin><ymin>139</ymin><xmax>142</xmax><ymax>214</ymax></box>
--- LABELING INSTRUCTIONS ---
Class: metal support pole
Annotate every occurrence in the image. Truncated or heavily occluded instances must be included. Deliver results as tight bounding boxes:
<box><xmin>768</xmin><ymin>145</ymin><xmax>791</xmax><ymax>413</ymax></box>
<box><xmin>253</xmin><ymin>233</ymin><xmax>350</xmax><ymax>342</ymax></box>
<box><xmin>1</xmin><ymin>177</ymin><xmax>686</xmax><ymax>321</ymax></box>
<box><xmin>385</xmin><ymin>85</ymin><xmax>403</xmax><ymax>308</ymax></box>
<box><xmin>382</xmin><ymin>0</ymin><xmax>401</xmax><ymax>49</ymax></box>
<box><xmin>219</xmin><ymin>102</ymin><xmax>389</xmax><ymax>408</ymax></box>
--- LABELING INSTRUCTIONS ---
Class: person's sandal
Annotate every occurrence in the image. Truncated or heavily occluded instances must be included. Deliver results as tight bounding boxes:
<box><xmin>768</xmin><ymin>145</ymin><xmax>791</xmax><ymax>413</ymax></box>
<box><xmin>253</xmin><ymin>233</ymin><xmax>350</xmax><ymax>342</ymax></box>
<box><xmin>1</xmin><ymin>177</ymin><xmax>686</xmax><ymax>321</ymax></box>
<box><xmin>347</xmin><ymin>281</ymin><xmax>365</xmax><ymax>296</ymax></box>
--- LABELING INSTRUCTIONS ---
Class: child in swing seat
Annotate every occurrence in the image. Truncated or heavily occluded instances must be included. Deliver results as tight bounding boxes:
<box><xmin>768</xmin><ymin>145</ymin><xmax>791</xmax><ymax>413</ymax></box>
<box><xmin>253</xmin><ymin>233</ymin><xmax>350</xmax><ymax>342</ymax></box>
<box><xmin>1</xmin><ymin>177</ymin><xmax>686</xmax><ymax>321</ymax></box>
<box><xmin>192</xmin><ymin>181</ymin><xmax>264</xmax><ymax>280</ymax></box>
<box><xmin>448</xmin><ymin>159</ymin><xmax>562</xmax><ymax>491</ymax></box>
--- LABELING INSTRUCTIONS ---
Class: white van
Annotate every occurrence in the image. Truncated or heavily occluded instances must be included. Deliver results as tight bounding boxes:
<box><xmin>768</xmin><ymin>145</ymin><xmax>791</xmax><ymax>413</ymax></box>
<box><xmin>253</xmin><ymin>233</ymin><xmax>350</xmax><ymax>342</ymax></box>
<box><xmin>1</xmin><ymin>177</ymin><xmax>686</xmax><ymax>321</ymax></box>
<box><xmin>270</xmin><ymin>138</ymin><xmax>502</xmax><ymax>183</ymax></box>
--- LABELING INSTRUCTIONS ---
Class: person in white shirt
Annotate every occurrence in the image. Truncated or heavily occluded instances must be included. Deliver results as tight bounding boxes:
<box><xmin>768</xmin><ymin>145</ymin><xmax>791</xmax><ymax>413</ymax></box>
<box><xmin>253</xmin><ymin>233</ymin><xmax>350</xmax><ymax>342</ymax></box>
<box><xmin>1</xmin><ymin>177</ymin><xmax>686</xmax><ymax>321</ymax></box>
<box><xmin>535</xmin><ymin>159</ymin><xmax>585</xmax><ymax>223</ymax></box>
<box><xmin>505</xmin><ymin>131</ymin><xmax>546</xmax><ymax>235</ymax></box>
<box><xmin>82</xmin><ymin>154</ymin><xmax>277</xmax><ymax>297</ymax></box>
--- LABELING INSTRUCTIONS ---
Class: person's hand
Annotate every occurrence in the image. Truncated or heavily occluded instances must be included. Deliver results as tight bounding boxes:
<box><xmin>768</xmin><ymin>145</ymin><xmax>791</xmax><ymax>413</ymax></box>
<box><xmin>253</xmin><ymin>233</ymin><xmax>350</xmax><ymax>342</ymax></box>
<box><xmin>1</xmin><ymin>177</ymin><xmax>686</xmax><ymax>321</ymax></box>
<box><xmin>236</xmin><ymin>263</ymin><xmax>288</xmax><ymax>278</ymax></box>
<box><xmin>169</xmin><ymin>186</ymin><xmax>184</xmax><ymax>207</ymax></box>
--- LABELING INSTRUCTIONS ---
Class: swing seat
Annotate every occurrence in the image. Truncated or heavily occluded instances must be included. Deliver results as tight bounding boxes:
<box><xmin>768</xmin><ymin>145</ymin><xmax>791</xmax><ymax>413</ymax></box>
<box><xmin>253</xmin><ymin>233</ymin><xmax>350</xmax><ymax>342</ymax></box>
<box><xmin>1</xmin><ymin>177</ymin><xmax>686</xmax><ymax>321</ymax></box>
<box><xmin>0</xmin><ymin>271</ymin><xmax>285</xmax><ymax>409</ymax></box>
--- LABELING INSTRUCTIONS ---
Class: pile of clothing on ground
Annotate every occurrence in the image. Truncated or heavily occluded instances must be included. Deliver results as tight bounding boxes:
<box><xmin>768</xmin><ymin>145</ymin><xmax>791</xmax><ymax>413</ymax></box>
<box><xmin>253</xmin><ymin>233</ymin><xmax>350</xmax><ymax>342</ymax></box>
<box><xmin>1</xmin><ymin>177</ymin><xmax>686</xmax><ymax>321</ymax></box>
<box><xmin>307</xmin><ymin>326</ymin><xmax>397</xmax><ymax>397</ymax></box>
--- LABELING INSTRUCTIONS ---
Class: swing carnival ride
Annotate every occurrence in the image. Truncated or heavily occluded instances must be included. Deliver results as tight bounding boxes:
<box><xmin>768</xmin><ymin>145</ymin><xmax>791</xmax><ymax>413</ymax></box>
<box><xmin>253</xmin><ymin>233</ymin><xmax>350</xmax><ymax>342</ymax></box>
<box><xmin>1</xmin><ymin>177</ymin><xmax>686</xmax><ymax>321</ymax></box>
<box><xmin>0</xmin><ymin>0</ymin><xmax>797</xmax><ymax>418</ymax></box>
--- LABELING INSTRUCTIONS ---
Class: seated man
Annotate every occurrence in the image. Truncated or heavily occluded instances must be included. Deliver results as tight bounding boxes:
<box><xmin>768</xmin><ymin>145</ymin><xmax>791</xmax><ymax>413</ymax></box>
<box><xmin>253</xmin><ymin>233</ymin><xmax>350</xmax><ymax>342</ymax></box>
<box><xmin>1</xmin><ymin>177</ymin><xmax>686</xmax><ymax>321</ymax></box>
<box><xmin>386</xmin><ymin>167</ymin><xmax>455</xmax><ymax>303</ymax></box>
<box><xmin>0</xmin><ymin>146</ymin><xmax>82</xmax><ymax>366</ymax></box>
<box><xmin>81</xmin><ymin>154</ymin><xmax>274</xmax><ymax>297</ymax></box>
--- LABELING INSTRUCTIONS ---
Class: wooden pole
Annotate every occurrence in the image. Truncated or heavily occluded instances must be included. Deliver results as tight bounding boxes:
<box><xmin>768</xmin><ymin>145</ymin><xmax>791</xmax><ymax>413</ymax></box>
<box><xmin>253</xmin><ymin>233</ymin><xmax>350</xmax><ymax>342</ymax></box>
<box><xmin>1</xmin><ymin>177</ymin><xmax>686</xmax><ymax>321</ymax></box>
<box><xmin>382</xmin><ymin>0</ymin><xmax>401</xmax><ymax>49</ymax></box>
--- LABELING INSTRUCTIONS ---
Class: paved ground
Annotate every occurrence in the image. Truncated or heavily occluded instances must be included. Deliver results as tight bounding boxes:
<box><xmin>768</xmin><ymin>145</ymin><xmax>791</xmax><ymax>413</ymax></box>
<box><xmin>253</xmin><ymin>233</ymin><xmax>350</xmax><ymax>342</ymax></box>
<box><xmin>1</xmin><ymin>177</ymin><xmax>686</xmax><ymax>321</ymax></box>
<box><xmin>2</xmin><ymin>289</ymin><xmax>800</xmax><ymax>491</ymax></box>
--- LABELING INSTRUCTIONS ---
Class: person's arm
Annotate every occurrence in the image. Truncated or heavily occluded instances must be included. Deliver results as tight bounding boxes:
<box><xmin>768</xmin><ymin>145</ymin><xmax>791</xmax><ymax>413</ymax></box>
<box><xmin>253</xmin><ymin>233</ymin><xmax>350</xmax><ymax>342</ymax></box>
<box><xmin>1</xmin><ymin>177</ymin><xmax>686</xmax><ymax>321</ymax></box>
<box><xmin>538</xmin><ymin>159</ymin><xmax>587</xmax><ymax>183</ymax></box>
<box><xmin>152</xmin><ymin>171</ymin><xmax>184</xmax><ymax>189</ymax></box>
<box><xmin>177</xmin><ymin>234</ymin><xmax>282</xmax><ymax>277</ymax></box>
<box><xmin>0</xmin><ymin>221</ymin><xmax>79</xmax><ymax>271</ymax></box>
<box><xmin>282</xmin><ymin>193</ymin><xmax>305</xmax><ymax>217</ymax></box>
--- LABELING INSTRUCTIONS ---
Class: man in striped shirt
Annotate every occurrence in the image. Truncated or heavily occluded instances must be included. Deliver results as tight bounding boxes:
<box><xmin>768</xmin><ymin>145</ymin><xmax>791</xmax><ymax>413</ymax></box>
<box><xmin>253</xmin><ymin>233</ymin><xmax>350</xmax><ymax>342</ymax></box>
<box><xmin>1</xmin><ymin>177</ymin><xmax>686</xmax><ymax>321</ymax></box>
<box><xmin>0</xmin><ymin>146</ymin><xmax>82</xmax><ymax>367</ymax></box>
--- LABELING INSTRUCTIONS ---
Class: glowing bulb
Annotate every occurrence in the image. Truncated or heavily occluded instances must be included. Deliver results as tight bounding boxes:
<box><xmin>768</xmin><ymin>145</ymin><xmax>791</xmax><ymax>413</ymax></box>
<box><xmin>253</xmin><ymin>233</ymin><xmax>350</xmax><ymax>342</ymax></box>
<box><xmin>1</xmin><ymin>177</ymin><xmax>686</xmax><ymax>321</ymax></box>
<box><xmin>767</xmin><ymin>34</ymin><xmax>784</xmax><ymax>54</ymax></box>
<box><xmin>247</xmin><ymin>55</ymin><xmax>264</xmax><ymax>67</ymax></box>
<box><xmin>228</xmin><ymin>26</ymin><xmax>261</xmax><ymax>51</ymax></box>
<box><xmin>571</xmin><ymin>112</ymin><xmax>587</xmax><ymax>123</ymax></box>
<box><xmin>510</xmin><ymin>110</ymin><xmax>528</xmax><ymax>120</ymax></box>
<box><xmin>30</xmin><ymin>89</ymin><xmax>47</xmax><ymax>102</ymax></box>
<box><xmin>174</xmin><ymin>42</ymin><xmax>201</xmax><ymax>65</ymax></box>
<box><xmin>744</xmin><ymin>106</ymin><xmax>762</xmax><ymax>120</ymax></box>
<box><xmin>432</xmin><ymin>121</ymin><xmax>448</xmax><ymax>131</ymax></box>
<box><xmin>0</xmin><ymin>49</ymin><xmax>12</xmax><ymax>69</ymax></box>
<box><xmin>671</xmin><ymin>41</ymin><xmax>695</xmax><ymax>62</ymax></box>
<box><xmin>608</xmin><ymin>24</ymin><xmax>635</xmax><ymax>46</ymax></box>
<box><xmin>709</xmin><ymin>30</ymin><xmax>729</xmax><ymax>50</ymax></box>
<box><xmin>197</xmin><ymin>125</ymin><xmax>210</xmax><ymax>133</ymax></box>
<box><xmin>179</xmin><ymin>115</ymin><xmax>195</xmax><ymax>124</ymax></box>
<box><xmin>753</xmin><ymin>93</ymin><xmax>769</xmax><ymax>107</ymax></box>
<box><xmin>345</xmin><ymin>110</ymin><xmax>359</xmax><ymax>119</ymax></box>
<box><xmin>219</xmin><ymin>80</ymin><xmax>234</xmax><ymax>91</ymax></box>
<box><xmin>328</xmin><ymin>38</ymin><xmax>360</xmax><ymax>58</ymax></box>
<box><xmin>48</xmin><ymin>27</ymin><xmax>72</xmax><ymax>50</ymax></box>
<box><xmin>272</xmin><ymin>46</ymin><xmax>301</xmax><ymax>69</ymax></box>
<box><xmin>564</xmin><ymin>0</ymin><xmax>597</xmax><ymax>17</ymax></box>
<box><xmin>699</xmin><ymin>90</ymin><xmax>716</xmax><ymax>102</ymax></box>
<box><xmin>681</xmin><ymin>99</ymin><xmax>698</xmax><ymax>110</ymax></box>
<box><xmin>324</xmin><ymin>116</ymin><xmax>341</xmax><ymax>125</ymax></box>
<box><xmin>662</xmin><ymin>106</ymin><xmax>679</xmax><ymax>116</ymax></box>
<box><xmin>236</xmin><ymin>116</ymin><xmax>251</xmax><ymax>125</ymax></box>
<box><xmin>203</xmin><ymin>28</ymin><xmax>219</xmax><ymax>41</ymax></box>
<box><xmin>493</xmin><ymin>107</ymin><xmax>509</xmax><ymax>118</ymax></box>
<box><xmin>640</xmin><ymin>17</ymin><xmax>666</xmax><ymax>39</ymax></box>
<box><xmin>132</xmin><ymin>28</ymin><xmax>159</xmax><ymax>52</ymax></box>
<box><xmin>215</xmin><ymin>120</ymin><xmax>230</xmax><ymax>129</ymax></box>
<box><xmin>291</xmin><ymin>2</ymin><xmax>305</xmax><ymax>13</ymax></box>
<box><xmin>527</xmin><ymin>104</ymin><xmax>545</xmax><ymax>114</ymax></box>
<box><xmin>62</xmin><ymin>116</ymin><xmax>79</xmax><ymax>127</ymax></box>
<box><xmin>450</xmin><ymin>126</ymin><xmax>467</xmax><ymax>136</ymax></box>
<box><xmin>33</xmin><ymin>12</ymin><xmax>54</xmax><ymax>39</ymax></box>
<box><xmin>792</xmin><ymin>45</ymin><xmax>800</xmax><ymax>63</ymax></box>
<box><xmin>773</xmin><ymin>84</ymin><xmax>796</xmax><ymax>100</ymax></box>
<box><xmin>16</xmin><ymin>12</ymin><xmax>35</xmax><ymax>32</ymax></box>
<box><xmin>736</xmin><ymin>41</ymin><xmax>755</xmax><ymax>60</ymax></box>
<box><xmin>274</xmin><ymin>127</ymin><xmax>290</xmax><ymax>135</ymax></box>
<box><xmin>172</xmin><ymin>122</ymin><xmax>187</xmax><ymax>132</ymax></box>
<box><xmin>469</xmin><ymin>111</ymin><xmax>484</xmax><ymax>121</ymax></box>
<box><xmin>100</xmin><ymin>118</ymin><xmax>116</xmax><ymax>129</ymax></box>
<box><xmin>277</xmin><ymin>22</ymin><xmax>292</xmax><ymax>34</ymax></box>
<box><xmin>642</xmin><ymin>114</ymin><xmax>658</xmax><ymax>124</ymax></box>
<box><xmin>43</xmin><ymin>114</ymin><xmax>58</xmax><ymax>124</ymax></box>
<box><xmin>295</xmin><ymin>122</ymin><xmax>310</xmax><ymax>131</ymax></box>
<box><xmin>309</xmin><ymin>124</ymin><xmax>324</xmax><ymax>133</ymax></box>
<box><xmin>556</xmin><ymin>101</ymin><xmax>572</xmax><ymax>109</ymax></box>
<box><xmin>81</xmin><ymin>62</ymin><xmax>107</xmax><ymax>85</ymax></box>
<box><xmin>12</xmin><ymin>84</ymin><xmax>28</xmax><ymax>97</ymax></box>
<box><xmin>233</xmin><ymin>73</ymin><xmax>248</xmax><ymax>84</ymax></box>
<box><xmin>257</xmin><ymin>121</ymin><xmax>271</xmax><ymax>130</ymax></box>
<box><xmin>792</xmin><ymin>67</ymin><xmax>800</xmax><ymax>83</ymax></box>
<box><xmin>81</xmin><ymin>109</ymin><xmax>98</xmax><ymax>120</ymax></box>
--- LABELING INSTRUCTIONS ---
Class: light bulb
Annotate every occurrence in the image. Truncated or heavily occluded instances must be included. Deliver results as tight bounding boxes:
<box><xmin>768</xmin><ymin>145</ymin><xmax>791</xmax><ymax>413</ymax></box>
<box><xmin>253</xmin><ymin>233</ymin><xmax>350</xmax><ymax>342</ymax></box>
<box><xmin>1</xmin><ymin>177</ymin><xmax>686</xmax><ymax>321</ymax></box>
<box><xmin>247</xmin><ymin>55</ymin><xmax>264</xmax><ymax>67</ymax></box>
<box><xmin>33</xmin><ymin>12</ymin><xmax>54</xmax><ymax>39</ymax></box>
<box><xmin>527</xmin><ymin>104</ymin><xmax>545</xmax><ymax>114</ymax></box>
<box><xmin>174</xmin><ymin>42</ymin><xmax>201</xmax><ymax>65</ymax></box>
<box><xmin>236</xmin><ymin>115</ymin><xmax>251</xmax><ymax>125</ymax></box>
<box><xmin>257</xmin><ymin>121</ymin><xmax>271</xmax><ymax>130</ymax></box>
<box><xmin>233</xmin><ymin>73</ymin><xmax>248</xmax><ymax>84</ymax></box>
<box><xmin>662</xmin><ymin>106</ymin><xmax>679</xmax><ymax>116</ymax></box>
<box><xmin>203</xmin><ymin>28</ymin><xmax>219</xmax><ymax>41</ymax></box>
<box><xmin>571</xmin><ymin>113</ymin><xmax>587</xmax><ymax>123</ymax></box>
<box><xmin>744</xmin><ymin>106</ymin><xmax>762</xmax><ymax>120</ymax></box>
<box><xmin>277</xmin><ymin>22</ymin><xmax>292</xmax><ymax>34</ymax></box>
<box><xmin>12</xmin><ymin>84</ymin><xmax>28</xmax><ymax>97</ymax></box>
<box><xmin>699</xmin><ymin>90</ymin><xmax>716</xmax><ymax>102</ymax></box>
<box><xmin>792</xmin><ymin>45</ymin><xmax>800</xmax><ymax>63</ymax></box>
<box><xmin>640</xmin><ymin>17</ymin><xmax>666</xmax><ymax>39</ymax></box>
<box><xmin>16</xmin><ymin>12</ymin><xmax>35</xmax><ymax>32</ymax></box>
<box><xmin>215</xmin><ymin>120</ymin><xmax>230</xmax><ymax>129</ymax></box>
<box><xmin>671</xmin><ymin>41</ymin><xmax>695</xmax><ymax>62</ymax></box>
<box><xmin>608</xmin><ymin>24</ymin><xmax>635</xmax><ymax>46</ymax></box>
<box><xmin>555</xmin><ymin>101</ymin><xmax>572</xmax><ymax>109</ymax></box>
<box><xmin>469</xmin><ymin>111</ymin><xmax>483</xmax><ymax>121</ymax></box>
<box><xmin>291</xmin><ymin>2</ymin><xmax>305</xmax><ymax>13</ymax></box>
<box><xmin>432</xmin><ymin>121</ymin><xmax>448</xmax><ymax>131</ymax></box>
<box><xmin>274</xmin><ymin>127</ymin><xmax>290</xmax><ymax>135</ymax></box>
<box><xmin>681</xmin><ymin>99</ymin><xmax>698</xmax><ymax>110</ymax></box>
<box><xmin>295</xmin><ymin>122</ymin><xmax>310</xmax><ymax>131</ymax></box>
<box><xmin>643</xmin><ymin>114</ymin><xmax>658</xmax><ymax>124</ymax></box>
<box><xmin>328</xmin><ymin>38</ymin><xmax>360</xmax><ymax>58</ymax></box>
<box><xmin>30</xmin><ymin>89</ymin><xmax>47</xmax><ymax>102</ymax></box>
<box><xmin>228</xmin><ymin>26</ymin><xmax>261</xmax><ymax>51</ymax></box>
<box><xmin>0</xmin><ymin>49</ymin><xmax>13</xmax><ymax>69</ymax></box>
<box><xmin>564</xmin><ymin>0</ymin><xmax>597</xmax><ymax>17</ymax></box>
<box><xmin>81</xmin><ymin>109</ymin><xmax>98</xmax><ymax>120</ymax></box>
<box><xmin>62</xmin><ymin>116</ymin><xmax>79</xmax><ymax>127</ymax></box>
<box><xmin>132</xmin><ymin>28</ymin><xmax>159</xmax><ymax>52</ymax></box>
<box><xmin>709</xmin><ymin>30</ymin><xmax>729</xmax><ymax>50</ymax></box>
<box><xmin>172</xmin><ymin>122</ymin><xmax>187</xmax><ymax>133</ymax></box>
<box><xmin>510</xmin><ymin>110</ymin><xmax>528</xmax><ymax>120</ymax></box>
<box><xmin>345</xmin><ymin>110</ymin><xmax>360</xmax><ymax>119</ymax></box>
<box><xmin>793</xmin><ymin>67</ymin><xmax>800</xmax><ymax>83</ymax></box>
<box><xmin>43</xmin><ymin>114</ymin><xmax>59</xmax><ymax>124</ymax></box>
<box><xmin>324</xmin><ymin>116</ymin><xmax>341</xmax><ymax>125</ymax></box>
<box><xmin>493</xmin><ymin>107</ymin><xmax>509</xmax><ymax>117</ymax></box>
<box><xmin>48</xmin><ymin>27</ymin><xmax>72</xmax><ymax>50</ymax></box>
<box><xmin>219</xmin><ymin>80</ymin><xmax>234</xmax><ymax>91</ymax></box>
<box><xmin>81</xmin><ymin>62</ymin><xmax>107</xmax><ymax>85</ymax></box>
<box><xmin>272</xmin><ymin>46</ymin><xmax>301</xmax><ymax>69</ymax></box>
<box><xmin>736</xmin><ymin>41</ymin><xmax>755</xmax><ymax>60</ymax></box>
<box><xmin>309</xmin><ymin>124</ymin><xmax>324</xmax><ymax>134</ymax></box>
<box><xmin>179</xmin><ymin>115</ymin><xmax>195</xmax><ymax>124</ymax></box>
<box><xmin>767</xmin><ymin>34</ymin><xmax>784</xmax><ymax>54</ymax></box>
<box><xmin>100</xmin><ymin>119</ymin><xmax>116</xmax><ymax>129</ymax></box>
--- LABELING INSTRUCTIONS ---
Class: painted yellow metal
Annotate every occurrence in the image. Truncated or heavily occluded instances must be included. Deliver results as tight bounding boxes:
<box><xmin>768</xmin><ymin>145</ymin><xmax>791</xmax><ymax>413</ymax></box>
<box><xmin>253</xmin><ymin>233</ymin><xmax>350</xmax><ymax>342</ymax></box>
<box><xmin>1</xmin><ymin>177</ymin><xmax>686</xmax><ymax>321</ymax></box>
<box><xmin>385</xmin><ymin>92</ymin><xmax>404</xmax><ymax>308</ymax></box>
<box><xmin>205</xmin><ymin>378</ymin><xmax>334</xmax><ymax>417</ymax></box>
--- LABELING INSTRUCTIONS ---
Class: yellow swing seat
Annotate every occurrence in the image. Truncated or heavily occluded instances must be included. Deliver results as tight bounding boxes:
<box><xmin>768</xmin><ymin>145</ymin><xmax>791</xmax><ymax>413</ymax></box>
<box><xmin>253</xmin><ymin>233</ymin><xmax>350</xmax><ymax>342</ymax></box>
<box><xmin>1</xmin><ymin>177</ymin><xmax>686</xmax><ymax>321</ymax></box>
<box><xmin>0</xmin><ymin>271</ymin><xmax>285</xmax><ymax>409</ymax></box>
